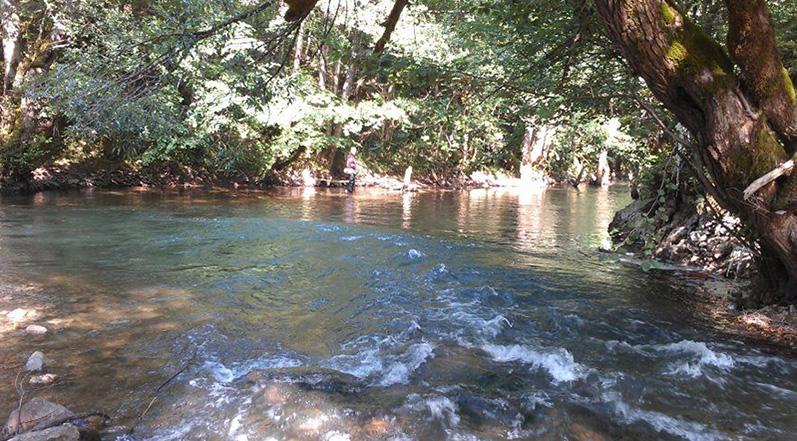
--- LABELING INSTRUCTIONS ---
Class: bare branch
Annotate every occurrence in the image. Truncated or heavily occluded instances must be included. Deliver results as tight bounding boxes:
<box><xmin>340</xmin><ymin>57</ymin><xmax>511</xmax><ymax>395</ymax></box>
<box><xmin>743</xmin><ymin>154</ymin><xmax>797</xmax><ymax>201</ymax></box>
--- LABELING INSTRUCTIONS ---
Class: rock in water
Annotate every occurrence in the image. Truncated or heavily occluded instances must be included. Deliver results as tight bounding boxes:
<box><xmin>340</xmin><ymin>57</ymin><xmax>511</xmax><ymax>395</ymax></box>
<box><xmin>5</xmin><ymin>399</ymin><xmax>74</xmax><ymax>433</ymax></box>
<box><xmin>29</xmin><ymin>374</ymin><xmax>58</xmax><ymax>385</ymax></box>
<box><xmin>7</xmin><ymin>308</ymin><xmax>31</xmax><ymax>322</ymax></box>
<box><xmin>244</xmin><ymin>367</ymin><xmax>364</xmax><ymax>395</ymax></box>
<box><xmin>24</xmin><ymin>351</ymin><xmax>47</xmax><ymax>372</ymax></box>
<box><xmin>25</xmin><ymin>325</ymin><xmax>48</xmax><ymax>335</ymax></box>
<box><xmin>7</xmin><ymin>424</ymin><xmax>80</xmax><ymax>441</ymax></box>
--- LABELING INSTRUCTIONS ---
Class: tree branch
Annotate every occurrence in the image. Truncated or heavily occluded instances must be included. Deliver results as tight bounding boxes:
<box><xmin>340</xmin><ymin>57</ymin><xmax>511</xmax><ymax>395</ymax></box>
<box><xmin>743</xmin><ymin>154</ymin><xmax>797</xmax><ymax>201</ymax></box>
<box><xmin>374</xmin><ymin>0</ymin><xmax>409</xmax><ymax>54</ymax></box>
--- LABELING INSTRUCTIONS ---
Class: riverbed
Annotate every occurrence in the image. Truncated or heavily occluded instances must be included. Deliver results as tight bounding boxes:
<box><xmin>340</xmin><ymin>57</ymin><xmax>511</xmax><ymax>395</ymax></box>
<box><xmin>1</xmin><ymin>187</ymin><xmax>796</xmax><ymax>440</ymax></box>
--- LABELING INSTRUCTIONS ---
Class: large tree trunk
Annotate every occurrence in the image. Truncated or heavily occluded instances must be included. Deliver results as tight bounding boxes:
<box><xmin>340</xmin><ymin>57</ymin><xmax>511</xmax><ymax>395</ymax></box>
<box><xmin>594</xmin><ymin>0</ymin><xmax>797</xmax><ymax>302</ymax></box>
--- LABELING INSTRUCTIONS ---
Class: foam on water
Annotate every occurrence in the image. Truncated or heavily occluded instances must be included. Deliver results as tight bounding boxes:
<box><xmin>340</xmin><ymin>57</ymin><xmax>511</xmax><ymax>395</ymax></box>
<box><xmin>405</xmin><ymin>394</ymin><xmax>460</xmax><ymax>429</ymax></box>
<box><xmin>378</xmin><ymin>342</ymin><xmax>435</xmax><ymax>386</ymax></box>
<box><xmin>322</xmin><ymin>336</ymin><xmax>434</xmax><ymax>387</ymax></box>
<box><xmin>323</xmin><ymin>431</ymin><xmax>351</xmax><ymax>441</ymax></box>
<box><xmin>480</xmin><ymin>343</ymin><xmax>585</xmax><ymax>383</ymax></box>
<box><xmin>606</xmin><ymin>339</ymin><xmax>738</xmax><ymax>378</ymax></box>
<box><xmin>201</xmin><ymin>354</ymin><xmax>304</xmax><ymax>385</ymax></box>
<box><xmin>407</xmin><ymin>249</ymin><xmax>424</xmax><ymax>259</ymax></box>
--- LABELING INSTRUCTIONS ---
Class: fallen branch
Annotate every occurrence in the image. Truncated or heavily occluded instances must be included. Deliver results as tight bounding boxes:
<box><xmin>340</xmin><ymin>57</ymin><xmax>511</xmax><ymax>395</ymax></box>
<box><xmin>743</xmin><ymin>154</ymin><xmax>796</xmax><ymax>201</ymax></box>
<box><xmin>127</xmin><ymin>348</ymin><xmax>198</xmax><ymax>435</ymax></box>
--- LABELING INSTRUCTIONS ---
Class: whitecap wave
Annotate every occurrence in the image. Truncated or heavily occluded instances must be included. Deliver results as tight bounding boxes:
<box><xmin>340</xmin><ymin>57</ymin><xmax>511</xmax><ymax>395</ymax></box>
<box><xmin>379</xmin><ymin>343</ymin><xmax>435</xmax><ymax>386</ymax></box>
<box><xmin>322</xmin><ymin>340</ymin><xmax>434</xmax><ymax>387</ymax></box>
<box><xmin>480</xmin><ymin>343</ymin><xmax>585</xmax><ymax>383</ymax></box>
<box><xmin>606</xmin><ymin>339</ymin><xmax>736</xmax><ymax>378</ymax></box>
<box><xmin>403</xmin><ymin>394</ymin><xmax>460</xmax><ymax>428</ymax></box>
<box><xmin>407</xmin><ymin>249</ymin><xmax>424</xmax><ymax>259</ymax></box>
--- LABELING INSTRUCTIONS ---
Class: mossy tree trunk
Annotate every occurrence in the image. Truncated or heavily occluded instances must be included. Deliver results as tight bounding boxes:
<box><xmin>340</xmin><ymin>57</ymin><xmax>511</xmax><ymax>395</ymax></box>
<box><xmin>594</xmin><ymin>0</ymin><xmax>797</xmax><ymax>302</ymax></box>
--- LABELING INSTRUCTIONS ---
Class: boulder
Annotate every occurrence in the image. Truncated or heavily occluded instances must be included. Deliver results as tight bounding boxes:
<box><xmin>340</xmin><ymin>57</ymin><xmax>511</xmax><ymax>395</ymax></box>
<box><xmin>24</xmin><ymin>352</ymin><xmax>47</xmax><ymax>372</ymax></box>
<box><xmin>7</xmin><ymin>424</ymin><xmax>79</xmax><ymax>441</ymax></box>
<box><xmin>25</xmin><ymin>325</ymin><xmax>48</xmax><ymax>336</ymax></box>
<box><xmin>5</xmin><ymin>399</ymin><xmax>74</xmax><ymax>433</ymax></box>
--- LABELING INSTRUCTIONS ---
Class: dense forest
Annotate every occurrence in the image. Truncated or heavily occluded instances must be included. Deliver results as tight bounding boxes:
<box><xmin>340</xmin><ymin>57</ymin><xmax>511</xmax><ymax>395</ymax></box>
<box><xmin>1</xmin><ymin>0</ymin><xmax>797</xmax><ymax>302</ymax></box>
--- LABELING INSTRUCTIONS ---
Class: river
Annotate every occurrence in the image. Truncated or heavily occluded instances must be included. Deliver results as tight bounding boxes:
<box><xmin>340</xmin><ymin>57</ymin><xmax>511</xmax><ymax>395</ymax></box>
<box><xmin>0</xmin><ymin>187</ymin><xmax>795</xmax><ymax>440</ymax></box>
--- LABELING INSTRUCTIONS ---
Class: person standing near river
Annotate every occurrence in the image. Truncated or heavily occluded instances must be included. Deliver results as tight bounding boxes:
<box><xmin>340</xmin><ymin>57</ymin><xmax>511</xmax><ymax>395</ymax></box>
<box><xmin>344</xmin><ymin>147</ymin><xmax>358</xmax><ymax>193</ymax></box>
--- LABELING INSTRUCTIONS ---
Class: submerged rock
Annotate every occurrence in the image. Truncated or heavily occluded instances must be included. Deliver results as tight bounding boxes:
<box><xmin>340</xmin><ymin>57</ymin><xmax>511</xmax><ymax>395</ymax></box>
<box><xmin>7</xmin><ymin>424</ymin><xmax>79</xmax><ymax>441</ymax></box>
<box><xmin>245</xmin><ymin>367</ymin><xmax>364</xmax><ymax>395</ymax></box>
<box><xmin>29</xmin><ymin>374</ymin><xmax>59</xmax><ymax>386</ymax></box>
<box><xmin>7</xmin><ymin>308</ymin><xmax>33</xmax><ymax>322</ymax></box>
<box><xmin>25</xmin><ymin>325</ymin><xmax>48</xmax><ymax>336</ymax></box>
<box><xmin>361</xmin><ymin>418</ymin><xmax>393</xmax><ymax>437</ymax></box>
<box><xmin>455</xmin><ymin>394</ymin><xmax>519</xmax><ymax>427</ymax></box>
<box><xmin>5</xmin><ymin>399</ymin><xmax>74</xmax><ymax>433</ymax></box>
<box><xmin>24</xmin><ymin>351</ymin><xmax>47</xmax><ymax>372</ymax></box>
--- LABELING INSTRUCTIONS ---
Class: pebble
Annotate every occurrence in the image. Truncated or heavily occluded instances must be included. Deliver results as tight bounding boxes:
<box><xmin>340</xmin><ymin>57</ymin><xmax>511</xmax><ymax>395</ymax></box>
<box><xmin>25</xmin><ymin>325</ymin><xmax>48</xmax><ymax>335</ymax></box>
<box><xmin>25</xmin><ymin>351</ymin><xmax>47</xmax><ymax>372</ymax></box>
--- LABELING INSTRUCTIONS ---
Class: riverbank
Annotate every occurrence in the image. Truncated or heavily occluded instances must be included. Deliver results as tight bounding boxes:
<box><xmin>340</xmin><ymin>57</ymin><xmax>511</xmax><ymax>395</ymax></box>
<box><xmin>0</xmin><ymin>160</ymin><xmax>558</xmax><ymax>195</ymax></box>
<box><xmin>609</xmin><ymin>196</ymin><xmax>797</xmax><ymax>351</ymax></box>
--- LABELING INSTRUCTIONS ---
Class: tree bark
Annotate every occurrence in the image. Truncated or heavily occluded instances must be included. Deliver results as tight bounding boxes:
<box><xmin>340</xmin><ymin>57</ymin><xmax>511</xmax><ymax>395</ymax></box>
<box><xmin>317</xmin><ymin>44</ymin><xmax>327</xmax><ymax>89</ymax></box>
<box><xmin>292</xmin><ymin>20</ymin><xmax>304</xmax><ymax>75</ymax></box>
<box><xmin>1</xmin><ymin>0</ymin><xmax>20</xmax><ymax>94</ymax></box>
<box><xmin>593</xmin><ymin>0</ymin><xmax>797</xmax><ymax>300</ymax></box>
<box><xmin>725</xmin><ymin>0</ymin><xmax>797</xmax><ymax>154</ymax></box>
<box><xmin>374</xmin><ymin>0</ymin><xmax>409</xmax><ymax>54</ymax></box>
<box><xmin>596</xmin><ymin>150</ymin><xmax>611</xmax><ymax>187</ymax></box>
<box><xmin>284</xmin><ymin>0</ymin><xmax>319</xmax><ymax>22</ymax></box>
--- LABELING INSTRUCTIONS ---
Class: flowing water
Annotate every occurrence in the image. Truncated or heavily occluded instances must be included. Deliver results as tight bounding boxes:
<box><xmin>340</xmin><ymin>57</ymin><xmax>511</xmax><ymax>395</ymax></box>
<box><xmin>0</xmin><ymin>187</ymin><xmax>795</xmax><ymax>441</ymax></box>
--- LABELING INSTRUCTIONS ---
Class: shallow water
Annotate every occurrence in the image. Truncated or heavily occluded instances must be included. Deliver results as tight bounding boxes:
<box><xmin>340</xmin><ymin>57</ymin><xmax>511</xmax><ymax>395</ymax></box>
<box><xmin>0</xmin><ymin>187</ymin><xmax>795</xmax><ymax>441</ymax></box>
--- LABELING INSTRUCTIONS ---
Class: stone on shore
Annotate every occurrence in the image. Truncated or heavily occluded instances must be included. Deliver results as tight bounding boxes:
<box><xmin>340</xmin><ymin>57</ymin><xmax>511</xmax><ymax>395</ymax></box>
<box><xmin>7</xmin><ymin>424</ymin><xmax>80</xmax><ymax>441</ymax></box>
<box><xmin>25</xmin><ymin>325</ymin><xmax>48</xmax><ymax>336</ymax></box>
<box><xmin>24</xmin><ymin>351</ymin><xmax>47</xmax><ymax>372</ymax></box>
<box><xmin>5</xmin><ymin>399</ymin><xmax>74</xmax><ymax>433</ymax></box>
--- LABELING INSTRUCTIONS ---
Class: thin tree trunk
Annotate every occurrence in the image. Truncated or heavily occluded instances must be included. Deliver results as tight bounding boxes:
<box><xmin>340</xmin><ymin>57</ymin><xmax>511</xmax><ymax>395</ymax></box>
<box><xmin>1</xmin><ymin>0</ymin><xmax>20</xmax><ymax>94</ymax></box>
<box><xmin>374</xmin><ymin>0</ymin><xmax>409</xmax><ymax>54</ymax></box>
<box><xmin>317</xmin><ymin>44</ymin><xmax>327</xmax><ymax>89</ymax></box>
<box><xmin>292</xmin><ymin>20</ymin><xmax>304</xmax><ymax>75</ymax></box>
<box><xmin>341</xmin><ymin>33</ymin><xmax>361</xmax><ymax>101</ymax></box>
<box><xmin>596</xmin><ymin>150</ymin><xmax>611</xmax><ymax>187</ymax></box>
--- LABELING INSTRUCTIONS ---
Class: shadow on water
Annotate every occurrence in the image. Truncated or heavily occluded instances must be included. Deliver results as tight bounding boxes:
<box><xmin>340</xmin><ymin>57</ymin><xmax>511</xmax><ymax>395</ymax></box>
<box><xmin>0</xmin><ymin>187</ymin><xmax>796</xmax><ymax>440</ymax></box>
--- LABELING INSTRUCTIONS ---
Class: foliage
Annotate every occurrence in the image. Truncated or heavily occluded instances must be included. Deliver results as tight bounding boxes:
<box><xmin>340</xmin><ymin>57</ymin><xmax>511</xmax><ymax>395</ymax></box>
<box><xmin>1</xmin><ymin>0</ymin><xmax>796</xmax><ymax>190</ymax></box>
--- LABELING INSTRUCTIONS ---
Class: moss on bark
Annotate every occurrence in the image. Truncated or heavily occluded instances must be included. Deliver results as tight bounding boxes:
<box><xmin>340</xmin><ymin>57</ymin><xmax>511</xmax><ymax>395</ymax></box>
<box><xmin>783</xmin><ymin>68</ymin><xmax>797</xmax><ymax>104</ymax></box>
